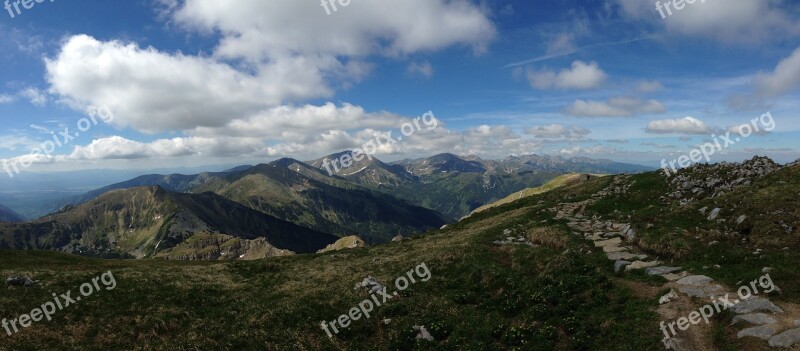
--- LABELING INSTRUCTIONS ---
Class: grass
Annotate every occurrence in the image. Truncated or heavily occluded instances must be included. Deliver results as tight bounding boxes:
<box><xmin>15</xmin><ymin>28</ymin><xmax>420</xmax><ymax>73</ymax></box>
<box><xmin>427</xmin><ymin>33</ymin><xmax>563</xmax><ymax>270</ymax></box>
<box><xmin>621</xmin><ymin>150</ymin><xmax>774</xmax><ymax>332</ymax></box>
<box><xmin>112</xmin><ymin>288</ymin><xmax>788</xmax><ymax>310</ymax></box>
<box><xmin>0</xmin><ymin>193</ymin><xmax>661</xmax><ymax>350</ymax></box>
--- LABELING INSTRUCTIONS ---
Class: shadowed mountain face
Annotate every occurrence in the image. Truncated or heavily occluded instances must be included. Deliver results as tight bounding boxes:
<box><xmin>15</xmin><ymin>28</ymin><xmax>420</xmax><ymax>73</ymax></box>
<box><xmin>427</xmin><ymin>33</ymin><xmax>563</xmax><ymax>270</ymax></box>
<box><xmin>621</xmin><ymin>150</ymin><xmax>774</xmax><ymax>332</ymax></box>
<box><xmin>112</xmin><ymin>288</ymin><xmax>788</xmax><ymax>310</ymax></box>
<box><xmin>0</xmin><ymin>204</ymin><xmax>24</xmax><ymax>222</ymax></box>
<box><xmin>192</xmin><ymin>160</ymin><xmax>449</xmax><ymax>244</ymax></box>
<box><xmin>0</xmin><ymin>186</ymin><xmax>337</xmax><ymax>259</ymax></box>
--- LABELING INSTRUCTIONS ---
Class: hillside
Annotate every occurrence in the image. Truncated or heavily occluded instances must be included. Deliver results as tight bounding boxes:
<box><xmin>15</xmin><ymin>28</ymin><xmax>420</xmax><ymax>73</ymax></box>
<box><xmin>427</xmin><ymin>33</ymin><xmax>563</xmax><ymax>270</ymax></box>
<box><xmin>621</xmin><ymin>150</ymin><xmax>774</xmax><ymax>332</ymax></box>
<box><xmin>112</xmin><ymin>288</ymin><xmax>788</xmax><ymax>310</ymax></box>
<box><xmin>192</xmin><ymin>161</ymin><xmax>449</xmax><ymax>243</ymax></box>
<box><xmin>0</xmin><ymin>186</ymin><xmax>337</xmax><ymax>259</ymax></box>
<box><xmin>2</xmin><ymin>157</ymin><xmax>795</xmax><ymax>349</ymax></box>
<box><xmin>470</xmin><ymin>173</ymin><xmax>600</xmax><ymax>215</ymax></box>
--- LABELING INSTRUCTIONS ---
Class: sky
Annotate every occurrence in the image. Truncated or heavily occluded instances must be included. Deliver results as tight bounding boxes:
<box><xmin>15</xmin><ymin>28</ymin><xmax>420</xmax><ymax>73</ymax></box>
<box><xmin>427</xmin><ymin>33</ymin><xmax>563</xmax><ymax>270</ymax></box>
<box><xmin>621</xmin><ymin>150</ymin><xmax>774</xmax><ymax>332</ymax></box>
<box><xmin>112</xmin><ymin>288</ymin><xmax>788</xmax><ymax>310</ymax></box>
<box><xmin>0</xmin><ymin>0</ymin><xmax>798</xmax><ymax>174</ymax></box>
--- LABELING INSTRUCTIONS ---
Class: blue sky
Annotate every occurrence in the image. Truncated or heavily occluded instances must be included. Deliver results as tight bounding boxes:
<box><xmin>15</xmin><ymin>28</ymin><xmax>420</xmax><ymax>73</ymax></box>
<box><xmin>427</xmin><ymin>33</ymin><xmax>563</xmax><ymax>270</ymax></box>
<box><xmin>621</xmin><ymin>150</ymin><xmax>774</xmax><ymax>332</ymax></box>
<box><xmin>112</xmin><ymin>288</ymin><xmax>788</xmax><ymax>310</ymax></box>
<box><xmin>0</xmin><ymin>0</ymin><xmax>798</xmax><ymax>174</ymax></box>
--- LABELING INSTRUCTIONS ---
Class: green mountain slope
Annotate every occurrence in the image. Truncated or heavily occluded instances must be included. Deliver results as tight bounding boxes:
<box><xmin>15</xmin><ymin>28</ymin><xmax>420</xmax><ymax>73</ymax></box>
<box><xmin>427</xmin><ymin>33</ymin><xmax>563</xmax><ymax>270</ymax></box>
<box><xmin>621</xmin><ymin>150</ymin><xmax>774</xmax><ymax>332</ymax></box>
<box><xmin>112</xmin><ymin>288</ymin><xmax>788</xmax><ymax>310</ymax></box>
<box><xmin>0</xmin><ymin>186</ymin><xmax>337</xmax><ymax>259</ymax></box>
<box><xmin>193</xmin><ymin>161</ymin><xmax>449</xmax><ymax>243</ymax></box>
<box><xmin>470</xmin><ymin>173</ymin><xmax>601</xmax><ymax>215</ymax></box>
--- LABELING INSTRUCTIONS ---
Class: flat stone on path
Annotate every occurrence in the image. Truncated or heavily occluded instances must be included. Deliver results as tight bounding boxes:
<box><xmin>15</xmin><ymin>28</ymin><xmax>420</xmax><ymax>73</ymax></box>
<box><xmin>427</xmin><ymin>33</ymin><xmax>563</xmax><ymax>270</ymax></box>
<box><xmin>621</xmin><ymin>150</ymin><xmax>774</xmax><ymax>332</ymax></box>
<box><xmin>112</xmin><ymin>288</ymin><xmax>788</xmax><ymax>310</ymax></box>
<box><xmin>731</xmin><ymin>313</ymin><xmax>778</xmax><ymax>326</ymax></box>
<box><xmin>730</xmin><ymin>297</ymin><xmax>784</xmax><ymax>314</ymax></box>
<box><xmin>606</xmin><ymin>252</ymin><xmax>647</xmax><ymax>261</ymax></box>
<box><xmin>678</xmin><ymin>284</ymin><xmax>725</xmax><ymax>298</ymax></box>
<box><xmin>625</xmin><ymin>260</ymin><xmax>661</xmax><ymax>271</ymax></box>
<box><xmin>768</xmin><ymin>328</ymin><xmax>800</xmax><ymax>348</ymax></box>
<box><xmin>662</xmin><ymin>271</ymin><xmax>689</xmax><ymax>281</ymax></box>
<box><xmin>603</xmin><ymin>245</ymin><xmax>628</xmax><ymax>253</ymax></box>
<box><xmin>645</xmin><ymin>266</ymin><xmax>682</xmax><ymax>276</ymax></box>
<box><xmin>594</xmin><ymin>238</ymin><xmax>622</xmax><ymax>247</ymax></box>
<box><xmin>737</xmin><ymin>325</ymin><xmax>777</xmax><ymax>340</ymax></box>
<box><xmin>677</xmin><ymin>275</ymin><xmax>714</xmax><ymax>286</ymax></box>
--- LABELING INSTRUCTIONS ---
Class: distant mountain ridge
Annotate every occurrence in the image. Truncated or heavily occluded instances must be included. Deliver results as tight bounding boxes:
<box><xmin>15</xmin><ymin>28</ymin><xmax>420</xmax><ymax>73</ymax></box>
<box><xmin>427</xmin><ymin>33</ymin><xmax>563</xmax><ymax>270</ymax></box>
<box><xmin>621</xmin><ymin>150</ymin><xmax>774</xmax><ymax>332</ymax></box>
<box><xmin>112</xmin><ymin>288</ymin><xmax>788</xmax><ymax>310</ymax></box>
<box><xmin>0</xmin><ymin>204</ymin><xmax>23</xmax><ymax>222</ymax></box>
<box><xmin>0</xmin><ymin>186</ymin><xmax>337</xmax><ymax>259</ymax></box>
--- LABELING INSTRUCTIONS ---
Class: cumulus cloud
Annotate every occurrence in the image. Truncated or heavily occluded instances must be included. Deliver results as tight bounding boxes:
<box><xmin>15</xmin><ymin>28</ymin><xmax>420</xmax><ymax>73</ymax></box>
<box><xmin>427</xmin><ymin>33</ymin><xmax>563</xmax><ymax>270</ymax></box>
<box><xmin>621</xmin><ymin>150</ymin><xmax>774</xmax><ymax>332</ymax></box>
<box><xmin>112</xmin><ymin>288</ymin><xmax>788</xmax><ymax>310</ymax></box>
<box><xmin>45</xmin><ymin>1</ymin><xmax>495</xmax><ymax>135</ymax></box>
<box><xmin>171</xmin><ymin>0</ymin><xmax>495</xmax><ymax>60</ymax></box>
<box><xmin>565</xmin><ymin>97</ymin><xmax>666</xmax><ymax>117</ymax></box>
<box><xmin>526</xmin><ymin>61</ymin><xmax>607</xmax><ymax>90</ymax></box>
<box><xmin>753</xmin><ymin>47</ymin><xmax>800</xmax><ymax>98</ymax></box>
<box><xmin>0</xmin><ymin>94</ymin><xmax>14</xmax><ymax>104</ymax></box>
<box><xmin>645</xmin><ymin>116</ymin><xmax>710</xmax><ymax>134</ymax></box>
<box><xmin>525</xmin><ymin>124</ymin><xmax>590</xmax><ymax>139</ymax></box>
<box><xmin>616</xmin><ymin>0</ymin><xmax>799</xmax><ymax>43</ymax></box>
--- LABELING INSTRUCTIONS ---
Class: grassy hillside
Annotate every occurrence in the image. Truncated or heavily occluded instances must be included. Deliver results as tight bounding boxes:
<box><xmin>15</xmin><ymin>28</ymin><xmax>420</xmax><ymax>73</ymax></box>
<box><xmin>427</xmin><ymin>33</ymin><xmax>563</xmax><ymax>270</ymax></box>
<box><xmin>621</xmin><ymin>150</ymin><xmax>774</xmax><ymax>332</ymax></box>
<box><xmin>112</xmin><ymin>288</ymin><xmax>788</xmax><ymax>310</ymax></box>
<box><xmin>470</xmin><ymin>173</ymin><xmax>601</xmax><ymax>215</ymax></box>
<box><xmin>0</xmin><ymin>186</ymin><xmax>337</xmax><ymax>259</ymax></box>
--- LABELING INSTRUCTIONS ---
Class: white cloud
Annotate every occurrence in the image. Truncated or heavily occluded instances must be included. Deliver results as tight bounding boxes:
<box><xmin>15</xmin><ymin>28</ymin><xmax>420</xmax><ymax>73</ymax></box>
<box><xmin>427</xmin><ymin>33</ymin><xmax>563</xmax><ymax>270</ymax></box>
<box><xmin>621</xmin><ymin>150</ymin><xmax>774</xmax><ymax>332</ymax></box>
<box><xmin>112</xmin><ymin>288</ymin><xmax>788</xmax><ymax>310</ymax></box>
<box><xmin>0</xmin><ymin>94</ymin><xmax>14</xmax><ymax>104</ymax></box>
<box><xmin>527</xmin><ymin>61</ymin><xmax>607</xmax><ymax>90</ymax></box>
<box><xmin>645</xmin><ymin>116</ymin><xmax>710</xmax><ymax>134</ymax></box>
<box><xmin>19</xmin><ymin>87</ymin><xmax>47</xmax><ymax>106</ymax></box>
<box><xmin>546</xmin><ymin>33</ymin><xmax>577</xmax><ymax>55</ymax></box>
<box><xmin>407</xmin><ymin>61</ymin><xmax>434</xmax><ymax>78</ymax></box>
<box><xmin>525</xmin><ymin>124</ymin><xmax>590</xmax><ymax>139</ymax></box>
<box><xmin>565</xmin><ymin>97</ymin><xmax>666</xmax><ymax>117</ymax></box>
<box><xmin>616</xmin><ymin>0</ymin><xmax>799</xmax><ymax>43</ymax></box>
<box><xmin>753</xmin><ymin>47</ymin><xmax>800</xmax><ymax>98</ymax></box>
<box><xmin>171</xmin><ymin>0</ymin><xmax>495</xmax><ymax>60</ymax></box>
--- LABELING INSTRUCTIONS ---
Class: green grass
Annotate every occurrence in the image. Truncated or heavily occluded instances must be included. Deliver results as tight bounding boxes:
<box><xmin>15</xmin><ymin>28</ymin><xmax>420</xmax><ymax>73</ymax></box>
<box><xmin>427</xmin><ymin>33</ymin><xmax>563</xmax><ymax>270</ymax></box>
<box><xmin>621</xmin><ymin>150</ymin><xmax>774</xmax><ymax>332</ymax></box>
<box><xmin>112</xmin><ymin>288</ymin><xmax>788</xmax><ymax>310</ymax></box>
<box><xmin>0</xmin><ymin>196</ymin><xmax>661</xmax><ymax>350</ymax></box>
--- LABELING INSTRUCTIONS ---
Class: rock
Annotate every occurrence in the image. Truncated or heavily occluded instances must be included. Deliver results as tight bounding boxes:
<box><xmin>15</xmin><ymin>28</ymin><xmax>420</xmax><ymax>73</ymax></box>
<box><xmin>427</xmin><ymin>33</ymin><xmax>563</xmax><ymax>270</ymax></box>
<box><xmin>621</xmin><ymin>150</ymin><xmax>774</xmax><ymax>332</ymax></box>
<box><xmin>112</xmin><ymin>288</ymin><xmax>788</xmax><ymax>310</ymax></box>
<box><xmin>679</xmin><ymin>284</ymin><xmax>724</xmax><ymax>298</ymax></box>
<box><xmin>676</xmin><ymin>275</ymin><xmax>714</xmax><ymax>286</ymax></box>
<box><xmin>503</xmin><ymin>229</ymin><xmax>512</xmax><ymax>235</ymax></box>
<box><xmin>731</xmin><ymin>313</ymin><xmax>778</xmax><ymax>326</ymax></box>
<box><xmin>6</xmin><ymin>276</ymin><xmax>35</xmax><ymax>287</ymax></box>
<box><xmin>737</xmin><ymin>325</ymin><xmax>777</xmax><ymax>340</ymax></box>
<box><xmin>795</xmin><ymin>320</ymin><xmax>800</xmax><ymax>327</ymax></box>
<box><xmin>645</xmin><ymin>266</ymin><xmax>682</xmax><ymax>276</ymax></box>
<box><xmin>392</xmin><ymin>235</ymin><xmax>404</xmax><ymax>242</ymax></box>
<box><xmin>606</xmin><ymin>252</ymin><xmax>647</xmax><ymax>261</ymax></box>
<box><xmin>763</xmin><ymin>267</ymin><xmax>773</xmax><ymax>273</ymax></box>
<box><xmin>662</xmin><ymin>271</ymin><xmax>689</xmax><ymax>281</ymax></box>
<box><xmin>603</xmin><ymin>245</ymin><xmax>628</xmax><ymax>253</ymax></box>
<box><xmin>707</xmin><ymin>208</ymin><xmax>721</xmax><ymax>221</ymax></box>
<box><xmin>768</xmin><ymin>328</ymin><xmax>800</xmax><ymax>348</ymax></box>
<box><xmin>318</xmin><ymin>236</ymin><xmax>366</xmax><ymax>253</ymax></box>
<box><xmin>659</xmin><ymin>289</ymin><xmax>678</xmax><ymax>304</ymax></box>
<box><xmin>699</xmin><ymin>207</ymin><xmax>708</xmax><ymax>215</ymax></box>
<box><xmin>736</xmin><ymin>215</ymin><xmax>747</xmax><ymax>225</ymax></box>
<box><xmin>594</xmin><ymin>238</ymin><xmax>622</xmax><ymax>247</ymax></box>
<box><xmin>625</xmin><ymin>260</ymin><xmax>661</xmax><ymax>271</ymax></box>
<box><xmin>614</xmin><ymin>260</ymin><xmax>631</xmax><ymax>273</ymax></box>
<box><xmin>708</xmin><ymin>241</ymin><xmax>719</xmax><ymax>246</ymax></box>
<box><xmin>730</xmin><ymin>297</ymin><xmax>784</xmax><ymax>314</ymax></box>
<box><xmin>383</xmin><ymin>318</ymin><xmax>392</xmax><ymax>325</ymax></box>
<box><xmin>354</xmin><ymin>276</ymin><xmax>385</xmax><ymax>294</ymax></box>
<box><xmin>413</xmin><ymin>325</ymin><xmax>434</xmax><ymax>341</ymax></box>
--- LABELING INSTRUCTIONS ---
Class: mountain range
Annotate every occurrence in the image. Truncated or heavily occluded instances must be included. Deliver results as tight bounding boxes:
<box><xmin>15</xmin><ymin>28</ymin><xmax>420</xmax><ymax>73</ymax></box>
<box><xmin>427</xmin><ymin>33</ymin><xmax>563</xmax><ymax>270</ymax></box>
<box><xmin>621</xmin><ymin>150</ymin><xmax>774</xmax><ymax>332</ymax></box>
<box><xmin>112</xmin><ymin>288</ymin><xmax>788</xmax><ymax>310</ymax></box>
<box><xmin>0</xmin><ymin>152</ymin><xmax>650</xmax><ymax>259</ymax></box>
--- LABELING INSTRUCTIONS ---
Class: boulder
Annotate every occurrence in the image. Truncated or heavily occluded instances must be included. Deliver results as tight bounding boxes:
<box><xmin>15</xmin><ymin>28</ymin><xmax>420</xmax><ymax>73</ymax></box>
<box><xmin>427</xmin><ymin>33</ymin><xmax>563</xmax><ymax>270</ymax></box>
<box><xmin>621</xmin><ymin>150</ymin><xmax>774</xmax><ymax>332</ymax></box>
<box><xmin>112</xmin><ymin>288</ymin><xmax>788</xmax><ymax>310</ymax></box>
<box><xmin>768</xmin><ymin>328</ymin><xmax>800</xmax><ymax>348</ymax></box>
<box><xmin>737</xmin><ymin>325</ymin><xmax>777</xmax><ymax>340</ymax></box>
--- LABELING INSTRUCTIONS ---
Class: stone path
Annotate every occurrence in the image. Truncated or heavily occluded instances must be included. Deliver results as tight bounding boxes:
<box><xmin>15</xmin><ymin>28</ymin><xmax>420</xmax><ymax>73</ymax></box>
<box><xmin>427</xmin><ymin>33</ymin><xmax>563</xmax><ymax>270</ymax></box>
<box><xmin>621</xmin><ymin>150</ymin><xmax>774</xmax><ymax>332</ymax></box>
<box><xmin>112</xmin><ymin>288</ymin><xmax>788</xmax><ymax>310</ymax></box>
<box><xmin>553</xmin><ymin>175</ymin><xmax>800</xmax><ymax>350</ymax></box>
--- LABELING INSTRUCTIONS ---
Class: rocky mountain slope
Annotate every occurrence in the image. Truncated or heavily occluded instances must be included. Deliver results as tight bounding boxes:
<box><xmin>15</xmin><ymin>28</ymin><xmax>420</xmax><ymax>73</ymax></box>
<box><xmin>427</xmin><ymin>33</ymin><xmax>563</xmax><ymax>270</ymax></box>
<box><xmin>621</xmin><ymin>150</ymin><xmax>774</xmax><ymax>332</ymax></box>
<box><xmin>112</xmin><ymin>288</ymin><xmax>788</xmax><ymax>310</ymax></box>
<box><xmin>0</xmin><ymin>186</ymin><xmax>337</xmax><ymax>259</ymax></box>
